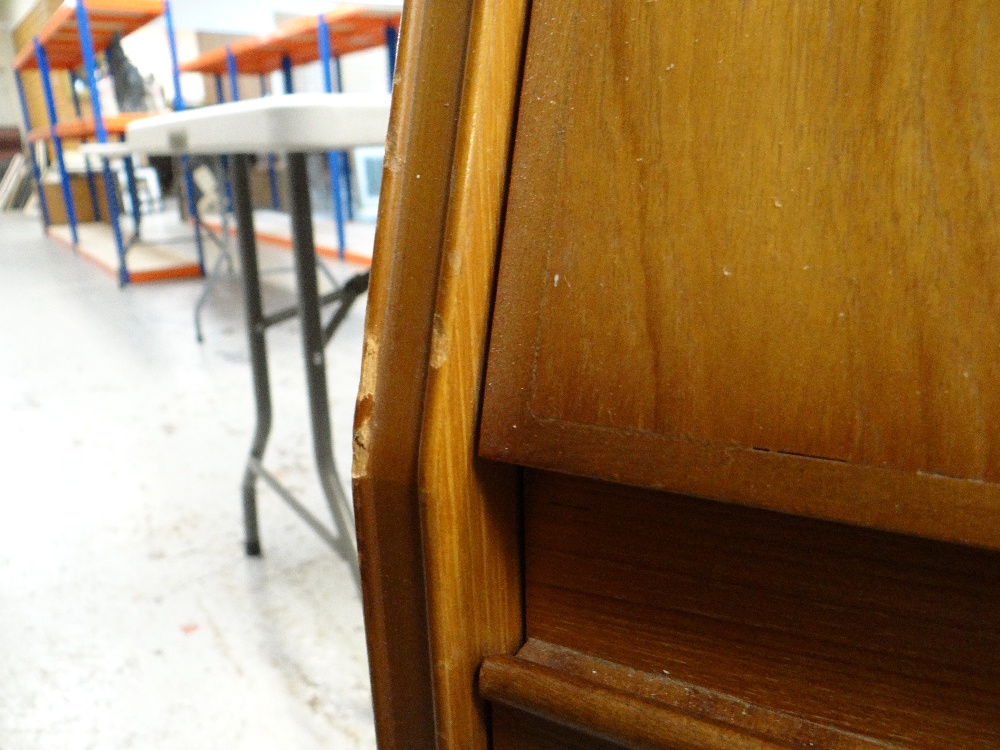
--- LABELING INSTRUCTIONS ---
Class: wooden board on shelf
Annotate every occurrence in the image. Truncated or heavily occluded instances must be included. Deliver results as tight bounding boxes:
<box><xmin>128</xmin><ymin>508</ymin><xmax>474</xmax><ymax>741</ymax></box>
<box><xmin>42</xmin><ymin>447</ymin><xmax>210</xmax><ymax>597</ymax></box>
<box><xmin>42</xmin><ymin>174</ymin><xmax>111</xmax><ymax>224</ymax></box>
<box><xmin>13</xmin><ymin>0</ymin><xmax>64</xmax><ymax>51</ymax></box>
<box><xmin>47</xmin><ymin>222</ymin><xmax>201</xmax><ymax>283</ymax></box>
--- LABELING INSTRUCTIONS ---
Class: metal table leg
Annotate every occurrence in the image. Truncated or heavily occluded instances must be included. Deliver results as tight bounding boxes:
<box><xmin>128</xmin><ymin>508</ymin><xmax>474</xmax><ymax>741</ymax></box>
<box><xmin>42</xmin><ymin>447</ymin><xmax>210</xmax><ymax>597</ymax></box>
<box><xmin>227</xmin><ymin>150</ymin><xmax>362</xmax><ymax>586</ymax></box>
<box><xmin>230</xmin><ymin>153</ymin><xmax>268</xmax><ymax>556</ymax></box>
<box><xmin>286</xmin><ymin>152</ymin><xmax>359</xmax><ymax>583</ymax></box>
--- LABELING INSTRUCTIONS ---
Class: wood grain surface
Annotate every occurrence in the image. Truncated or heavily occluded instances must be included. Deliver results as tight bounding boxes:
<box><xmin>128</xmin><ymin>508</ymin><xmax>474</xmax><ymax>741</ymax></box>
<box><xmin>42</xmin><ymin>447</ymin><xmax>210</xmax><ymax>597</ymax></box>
<box><xmin>351</xmin><ymin>0</ymin><xmax>474</xmax><ymax>747</ymax></box>
<box><xmin>488</xmin><ymin>641</ymin><xmax>901</xmax><ymax>750</ymax></box>
<box><xmin>483</xmin><ymin>650</ymin><xmax>799</xmax><ymax>750</ymax></box>
<box><xmin>359</xmin><ymin>2</ymin><xmax>1000</xmax><ymax>748</ymax></box>
<box><xmin>520</xmin><ymin>470</ymin><xmax>1000</xmax><ymax>749</ymax></box>
<box><xmin>492</xmin><ymin>704</ymin><xmax>626</xmax><ymax>750</ymax></box>
<box><xmin>480</xmin><ymin>0</ymin><xmax>1000</xmax><ymax>546</ymax></box>
<box><xmin>414</xmin><ymin>0</ymin><xmax>533</xmax><ymax>748</ymax></box>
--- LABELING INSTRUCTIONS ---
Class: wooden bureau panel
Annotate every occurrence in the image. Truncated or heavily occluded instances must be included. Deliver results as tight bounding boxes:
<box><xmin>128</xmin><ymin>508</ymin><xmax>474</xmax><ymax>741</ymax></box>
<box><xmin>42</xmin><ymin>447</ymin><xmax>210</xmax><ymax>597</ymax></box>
<box><xmin>358</xmin><ymin>2</ymin><xmax>1000</xmax><ymax>748</ymax></box>
<box><xmin>351</xmin><ymin>0</ymin><xmax>477</xmax><ymax>746</ymax></box>
<box><xmin>522</xmin><ymin>470</ymin><xmax>1000</xmax><ymax>748</ymax></box>
<box><xmin>493</xmin><ymin>705</ymin><xmax>629</xmax><ymax>750</ymax></box>
<box><xmin>481</xmin><ymin>0</ymin><xmax>1000</xmax><ymax>546</ymax></box>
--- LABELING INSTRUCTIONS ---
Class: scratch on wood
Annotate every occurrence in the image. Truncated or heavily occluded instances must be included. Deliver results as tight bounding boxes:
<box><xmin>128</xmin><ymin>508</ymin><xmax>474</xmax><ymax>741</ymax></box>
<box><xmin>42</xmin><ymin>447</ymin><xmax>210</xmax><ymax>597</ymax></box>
<box><xmin>352</xmin><ymin>334</ymin><xmax>379</xmax><ymax>480</ymax></box>
<box><xmin>430</xmin><ymin>313</ymin><xmax>449</xmax><ymax>369</ymax></box>
<box><xmin>383</xmin><ymin>132</ymin><xmax>403</xmax><ymax>175</ymax></box>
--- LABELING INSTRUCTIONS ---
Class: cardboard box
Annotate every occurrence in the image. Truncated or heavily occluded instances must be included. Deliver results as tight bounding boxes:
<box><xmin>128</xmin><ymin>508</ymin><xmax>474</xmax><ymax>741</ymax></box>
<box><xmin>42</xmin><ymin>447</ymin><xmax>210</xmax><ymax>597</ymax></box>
<box><xmin>251</xmin><ymin>160</ymin><xmax>288</xmax><ymax>211</ymax></box>
<box><xmin>43</xmin><ymin>174</ymin><xmax>115</xmax><ymax>225</ymax></box>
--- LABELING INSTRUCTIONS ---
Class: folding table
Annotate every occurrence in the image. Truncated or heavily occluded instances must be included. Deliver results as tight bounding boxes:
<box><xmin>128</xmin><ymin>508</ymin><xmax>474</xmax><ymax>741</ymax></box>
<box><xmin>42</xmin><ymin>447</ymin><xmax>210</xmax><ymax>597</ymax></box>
<box><xmin>120</xmin><ymin>93</ymin><xmax>392</xmax><ymax>584</ymax></box>
<box><xmin>178</xmin><ymin>5</ymin><xmax>401</xmax><ymax>258</ymax></box>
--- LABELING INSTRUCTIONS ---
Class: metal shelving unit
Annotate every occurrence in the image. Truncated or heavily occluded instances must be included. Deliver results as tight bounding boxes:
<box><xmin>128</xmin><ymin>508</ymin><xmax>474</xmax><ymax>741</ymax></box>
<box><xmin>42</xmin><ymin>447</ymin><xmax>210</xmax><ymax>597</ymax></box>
<box><xmin>13</xmin><ymin>0</ymin><xmax>203</xmax><ymax>285</ymax></box>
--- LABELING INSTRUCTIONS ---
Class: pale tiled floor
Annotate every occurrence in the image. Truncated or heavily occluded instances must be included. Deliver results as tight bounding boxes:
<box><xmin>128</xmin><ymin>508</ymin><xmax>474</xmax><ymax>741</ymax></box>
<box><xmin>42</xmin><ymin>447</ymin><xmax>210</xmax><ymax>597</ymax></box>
<box><xmin>0</xmin><ymin>211</ymin><xmax>376</xmax><ymax>749</ymax></box>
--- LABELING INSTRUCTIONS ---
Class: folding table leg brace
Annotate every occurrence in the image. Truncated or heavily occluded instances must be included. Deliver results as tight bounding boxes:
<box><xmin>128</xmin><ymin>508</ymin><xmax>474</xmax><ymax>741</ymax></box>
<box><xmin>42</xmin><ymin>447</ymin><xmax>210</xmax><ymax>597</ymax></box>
<box><xmin>230</xmin><ymin>153</ymin><xmax>368</xmax><ymax>588</ymax></box>
<box><xmin>193</xmin><ymin>157</ymin><xmax>236</xmax><ymax>343</ymax></box>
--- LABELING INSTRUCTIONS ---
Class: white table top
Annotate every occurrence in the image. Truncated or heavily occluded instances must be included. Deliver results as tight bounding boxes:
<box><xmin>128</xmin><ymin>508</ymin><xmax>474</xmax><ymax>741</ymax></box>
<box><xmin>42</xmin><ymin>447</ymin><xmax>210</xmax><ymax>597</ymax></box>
<box><xmin>121</xmin><ymin>93</ymin><xmax>392</xmax><ymax>156</ymax></box>
<box><xmin>78</xmin><ymin>142</ymin><xmax>134</xmax><ymax>159</ymax></box>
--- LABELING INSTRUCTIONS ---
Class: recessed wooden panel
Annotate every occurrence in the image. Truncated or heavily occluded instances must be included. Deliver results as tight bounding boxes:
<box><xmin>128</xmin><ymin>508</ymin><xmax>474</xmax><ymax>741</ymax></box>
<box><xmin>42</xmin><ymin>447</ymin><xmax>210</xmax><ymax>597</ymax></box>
<box><xmin>481</xmin><ymin>0</ymin><xmax>1000</xmax><ymax>544</ymax></box>
<box><xmin>521</xmin><ymin>470</ymin><xmax>1000</xmax><ymax>749</ymax></box>
<box><xmin>492</xmin><ymin>705</ymin><xmax>626</xmax><ymax>750</ymax></box>
<box><xmin>484</xmin><ymin>642</ymin><xmax>890</xmax><ymax>750</ymax></box>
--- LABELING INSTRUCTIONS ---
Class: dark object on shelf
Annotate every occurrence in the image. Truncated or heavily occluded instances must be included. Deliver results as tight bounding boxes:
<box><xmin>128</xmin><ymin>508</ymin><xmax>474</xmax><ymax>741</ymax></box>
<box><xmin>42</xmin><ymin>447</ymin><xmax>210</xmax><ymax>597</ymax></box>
<box><xmin>0</xmin><ymin>127</ymin><xmax>22</xmax><ymax>157</ymax></box>
<box><xmin>106</xmin><ymin>32</ymin><xmax>148</xmax><ymax>113</ymax></box>
<box><xmin>10</xmin><ymin>171</ymin><xmax>34</xmax><ymax>210</ymax></box>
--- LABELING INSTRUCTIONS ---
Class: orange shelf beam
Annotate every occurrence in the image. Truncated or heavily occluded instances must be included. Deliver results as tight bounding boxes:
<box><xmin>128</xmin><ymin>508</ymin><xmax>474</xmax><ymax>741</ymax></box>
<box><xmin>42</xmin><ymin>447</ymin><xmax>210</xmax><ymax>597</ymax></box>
<box><xmin>54</xmin><ymin>113</ymin><xmax>152</xmax><ymax>139</ymax></box>
<box><xmin>14</xmin><ymin>0</ymin><xmax>165</xmax><ymax>71</ymax></box>
<box><xmin>26</xmin><ymin>113</ymin><xmax>153</xmax><ymax>142</ymax></box>
<box><xmin>179</xmin><ymin>5</ymin><xmax>401</xmax><ymax>76</ymax></box>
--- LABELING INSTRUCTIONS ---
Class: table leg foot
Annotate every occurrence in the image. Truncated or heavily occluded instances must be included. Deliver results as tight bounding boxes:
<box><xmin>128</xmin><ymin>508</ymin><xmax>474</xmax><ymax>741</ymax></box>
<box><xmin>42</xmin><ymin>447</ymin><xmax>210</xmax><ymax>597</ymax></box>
<box><xmin>243</xmin><ymin>482</ymin><xmax>262</xmax><ymax>556</ymax></box>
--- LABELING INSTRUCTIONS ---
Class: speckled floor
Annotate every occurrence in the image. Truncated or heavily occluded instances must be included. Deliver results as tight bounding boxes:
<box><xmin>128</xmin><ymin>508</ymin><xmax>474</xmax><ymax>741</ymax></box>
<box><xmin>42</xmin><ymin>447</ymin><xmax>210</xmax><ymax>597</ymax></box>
<box><xmin>0</xmin><ymin>211</ymin><xmax>376</xmax><ymax>749</ymax></box>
